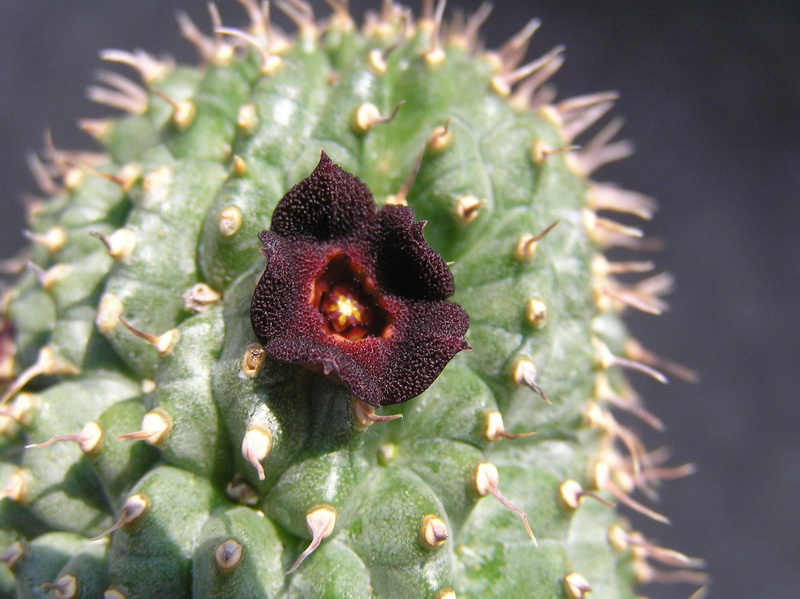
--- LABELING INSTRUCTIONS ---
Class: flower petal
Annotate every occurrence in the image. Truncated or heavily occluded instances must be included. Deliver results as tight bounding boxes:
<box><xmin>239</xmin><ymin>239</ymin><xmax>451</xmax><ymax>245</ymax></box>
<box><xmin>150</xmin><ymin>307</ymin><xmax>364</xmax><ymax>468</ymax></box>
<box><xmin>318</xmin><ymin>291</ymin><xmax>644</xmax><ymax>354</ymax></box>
<box><xmin>372</xmin><ymin>205</ymin><xmax>455</xmax><ymax>300</ymax></box>
<box><xmin>269</xmin><ymin>152</ymin><xmax>376</xmax><ymax>241</ymax></box>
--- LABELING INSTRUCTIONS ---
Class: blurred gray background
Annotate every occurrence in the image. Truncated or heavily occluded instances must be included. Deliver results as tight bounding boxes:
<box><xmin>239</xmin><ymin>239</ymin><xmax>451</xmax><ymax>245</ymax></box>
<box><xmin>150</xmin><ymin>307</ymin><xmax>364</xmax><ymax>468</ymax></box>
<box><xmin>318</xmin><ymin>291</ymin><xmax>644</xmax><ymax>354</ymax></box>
<box><xmin>1</xmin><ymin>1</ymin><xmax>798</xmax><ymax>597</ymax></box>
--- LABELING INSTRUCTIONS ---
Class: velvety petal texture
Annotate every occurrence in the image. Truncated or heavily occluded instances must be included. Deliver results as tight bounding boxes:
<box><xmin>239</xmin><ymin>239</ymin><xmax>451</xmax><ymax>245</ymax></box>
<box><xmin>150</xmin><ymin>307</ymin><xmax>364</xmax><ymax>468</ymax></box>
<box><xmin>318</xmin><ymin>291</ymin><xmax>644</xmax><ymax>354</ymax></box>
<box><xmin>250</xmin><ymin>152</ymin><xmax>470</xmax><ymax>406</ymax></box>
<box><xmin>269</xmin><ymin>153</ymin><xmax>377</xmax><ymax>241</ymax></box>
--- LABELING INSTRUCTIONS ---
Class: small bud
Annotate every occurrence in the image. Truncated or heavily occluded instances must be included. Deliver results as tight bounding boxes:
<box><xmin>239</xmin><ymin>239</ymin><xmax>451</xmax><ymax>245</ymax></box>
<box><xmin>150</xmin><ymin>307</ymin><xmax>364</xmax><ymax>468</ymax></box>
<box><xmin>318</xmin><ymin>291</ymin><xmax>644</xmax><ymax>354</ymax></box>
<box><xmin>152</xmin><ymin>329</ymin><xmax>181</xmax><ymax>355</ymax></box>
<box><xmin>3</xmin><ymin>393</ymin><xmax>38</xmax><ymax>428</ymax></box>
<box><xmin>583</xmin><ymin>209</ymin><xmax>643</xmax><ymax>241</ymax></box>
<box><xmin>0</xmin><ymin>358</ymin><xmax>12</xmax><ymax>386</ymax></box>
<box><xmin>116</xmin><ymin>408</ymin><xmax>172</xmax><ymax>447</ymax></box>
<box><xmin>559</xmin><ymin>479</ymin><xmax>585</xmax><ymax>511</ymax></box>
<box><xmin>419</xmin><ymin>515</ymin><xmax>448</xmax><ymax>550</ymax></box>
<box><xmin>351</xmin><ymin>397</ymin><xmax>403</xmax><ymax>430</ymax></box>
<box><xmin>286</xmin><ymin>505</ymin><xmax>337</xmax><ymax>574</ymax></box>
<box><xmin>0</xmin><ymin>291</ymin><xmax>11</xmax><ymax>316</ymax></box>
<box><xmin>455</xmin><ymin>195</ymin><xmax>485</xmax><ymax>224</ymax></box>
<box><xmin>232</xmin><ymin>155</ymin><xmax>247</xmax><ymax>176</ymax></box>
<box><xmin>242</xmin><ymin>425</ymin><xmax>272</xmax><ymax>481</ymax></box>
<box><xmin>103</xmin><ymin>588</ymin><xmax>129</xmax><ymax>599</ymax></box>
<box><xmin>368</xmin><ymin>49</ymin><xmax>388</xmax><ymax>75</ymax></box>
<box><xmin>23</xmin><ymin>226</ymin><xmax>67</xmax><ymax>254</ymax></box>
<box><xmin>118</xmin><ymin>317</ymin><xmax>180</xmax><ymax>356</ymax></box>
<box><xmin>427</xmin><ymin>121</ymin><xmax>452</xmax><ymax>153</ymax></box>
<box><xmin>182</xmin><ymin>283</ymin><xmax>222</xmax><ymax>312</ymax></box>
<box><xmin>384</xmin><ymin>193</ymin><xmax>409</xmax><ymax>207</ymax></box>
<box><xmin>489</xmin><ymin>75</ymin><xmax>512</xmax><ymax>97</ymax></box>
<box><xmin>0</xmin><ymin>352</ymin><xmax>14</xmax><ymax>390</ymax></box>
<box><xmin>530</xmin><ymin>140</ymin><xmax>579</xmax><ymax>165</ymax></box>
<box><xmin>592</xmin><ymin>461</ymin><xmax>670</xmax><ymax>524</ymax></box>
<box><xmin>78</xmin><ymin>118</ymin><xmax>112</xmax><ymax>141</ymax></box>
<box><xmin>436</xmin><ymin>590</ymin><xmax>457</xmax><ymax>599</ymax></box>
<box><xmin>0</xmin><ymin>469</ymin><xmax>30</xmax><ymax>503</ymax></box>
<box><xmin>423</xmin><ymin>46</ymin><xmax>446</xmax><ymax>67</ymax></box>
<box><xmin>563</xmin><ymin>572</ymin><xmax>592</xmax><ymax>599</ymax></box>
<box><xmin>219</xmin><ymin>205</ymin><xmax>243</xmax><ymax>237</ymax></box>
<box><xmin>514</xmin><ymin>234</ymin><xmax>539</xmax><ymax>260</ymax></box>
<box><xmin>92</xmin><ymin>493</ymin><xmax>150</xmax><ymax>540</ymax></box>
<box><xmin>240</xmin><ymin>343</ymin><xmax>266</xmax><ymax>378</ymax></box>
<box><xmin>558</xmin><ymin>479</ymin><xmax>614</xmax><ymax>512</ymax></box>
<box><xmin>352</xmin><ymin>102</ymin><xmax>382</xmax><ymax>134</ymax></box>
<box><xmin>607</xmin><ymin>524</ymin><xmax>629</xmax><ymax>554</ymax></box>
<box><xmin>593</xmin><ymin>338</ymin><xmax>668</xmax><ymax>384</ymax></box>
<box><xmin>142</xmin><ymin>166</ymin><xmax>171</xmax><ymax>194</ymax></box>
<box><xmin>530</xmin><ymin>139</ymin><xmax>551</xmax><ymax>165</ymax></box>
<box><xmin>471</xmin><ymin>462</ymin><xmax>499</xmax><ymax>498</ymax></box>
<box><xmin>471</xmin><ymin>462</ymin><xmax>535</xmax><ymax>544</ymax></box>
<box><xmin>482</xmin><ymin>410</ymin><xmax>535</xmax><ymax>442</ymax></box>
<box><xmin>513</xmin><ymin>220</ymin><xmax>559</xmax><ymax>261</ymax></box>
<box><xmin>215</xmin><ymin>27</ymin><xmax>282</xmax><ymax>75</ymax></box>
<box><xmin>582</xmin><ymin>400</ymin><xmax>609</xmax><ymax>429</ymax></box>
<box><xmin>29</xmin><ymin>262</ymin><xmax>71</xmax><ymax>291</ymax></box>
<box><xmin>525</xmin><ymin>297</ymin><xmax>547</xmax><ymax>327</ymax></box>
<box><xmin>0</xmin><ymin>253</ymin><xmax>26</xmax><ymax>276</ymax></box>
<box><xmin>0</xmin><ymin>346</ymin><xmax>79</xmax><ymax>407</ymax></box>
<box><xmin>42</xmin><ymin>574</ymin><xmax>79</xmax><ymax>599</ymax></box>
<box><xmin>90</xmin><ymin>228</ymin><xmax>136</xmax><ymax>262</ymax></box>
<box><xmin>96</xmin><ymin>294</ymin><xmax>124</xmax><ymax>333</ymax></box>
<box><xmin>376</xmin><ymin>443</ymin><xmax>398</xmax><ymax>466</ymax></box>
<box><xmin>512</xmin><ymin>357</ymin><xmax>550</xmax><ymax>403</ymax></box>
<box><xmin>237</xmin><ymin>104</ymin><xmax>259</xmax><ymax>135</ymax></box>
<box><xmin>172</xmin><ymin>100</ymin><xmax>196</xmax><ymax>130</ymax></box>
<box><xmin>633</xmin><ymin>556</ymin><xmax>653</xmax><ymax>584</ymax></box>
<box><xmin>0</xmin><ymin>541</ymin><xmax>25</xmax><ymax>571</ymax></box>
<box><xmin>353</xmin><ymin>101</ymin><xmax>403</xmax><ymax>135</ymax></box>
<box><xmin>26</xmin><ymin>420</ymin><xmax>105</xmax><ymax>455</ymax></box>
<box><xmin>64</xmin><ymin>167</ymin><xmax>85</xmax><ymax>191</ymax></box>
<box><xmin>591</xmin><ymin>461</ymin><xmax>611</xmax><ymax>490</ymax></box>
<box><xmin>123</xmin><ymin>496</ymin><xmax>151</xmax><ymax>523</ymax></box>
<box><xmin>226</xmin><ymin>475</ymin><xmax>259</xmax><ymax>506</ymax></box>
<box><xmin>0</xmin><ymin>414</ymin><xmax>14</xmax><ymax>437</ymax></box>
<box><xmin>212</xmin><ymin>42</ymin><xmax>235</xmax><ymax>65</ymax></box>
<box><xmin>152</xmin><ymin>87</ymin><xmax>196</xmax><ymax>128</ymax></box>
<box><xmin>215</xmin><ymin>539</ymin><xmax>244</xmax><ymax>573</ymax></box>
<box><xmin>115</xmin><ymin>164</ymin><xmax>141</xmax><ymax>192</ymax></box>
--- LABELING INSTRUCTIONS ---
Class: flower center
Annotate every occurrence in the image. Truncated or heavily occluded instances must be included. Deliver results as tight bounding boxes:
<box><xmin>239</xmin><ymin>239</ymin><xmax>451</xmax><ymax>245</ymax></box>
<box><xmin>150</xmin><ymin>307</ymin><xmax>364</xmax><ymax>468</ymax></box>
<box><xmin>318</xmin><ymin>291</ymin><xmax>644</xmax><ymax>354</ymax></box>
<box><xmin>313</xmin><ymin>254</ymin><xmax>390</xmax><ymax>341</ymax></box>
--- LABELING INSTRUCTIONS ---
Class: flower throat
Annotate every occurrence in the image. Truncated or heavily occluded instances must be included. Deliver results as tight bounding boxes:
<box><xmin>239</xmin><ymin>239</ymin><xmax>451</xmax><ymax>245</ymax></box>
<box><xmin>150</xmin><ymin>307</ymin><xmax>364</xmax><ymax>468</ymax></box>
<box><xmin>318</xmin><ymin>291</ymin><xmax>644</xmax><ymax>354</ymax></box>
<box><xmin>313</xmin><ymin>254</ymin><xmax>390</xmax><ymax>341</ymax></box>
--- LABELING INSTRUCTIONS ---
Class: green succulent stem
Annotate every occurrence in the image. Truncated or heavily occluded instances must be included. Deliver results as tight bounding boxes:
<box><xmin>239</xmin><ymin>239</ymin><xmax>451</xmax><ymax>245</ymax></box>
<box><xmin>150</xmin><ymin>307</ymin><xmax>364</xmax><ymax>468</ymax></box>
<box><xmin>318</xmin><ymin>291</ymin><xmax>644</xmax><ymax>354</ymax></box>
<box><xmin>0</xmin><ymin>3</ymin><xmax>704</xmax><ymax>598</ymax></box>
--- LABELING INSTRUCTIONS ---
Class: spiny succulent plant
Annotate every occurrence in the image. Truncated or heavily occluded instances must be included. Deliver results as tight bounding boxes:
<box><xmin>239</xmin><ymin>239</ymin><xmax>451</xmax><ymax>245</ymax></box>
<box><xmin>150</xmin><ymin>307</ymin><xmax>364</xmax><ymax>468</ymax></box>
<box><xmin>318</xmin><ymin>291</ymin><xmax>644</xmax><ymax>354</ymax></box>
<box><xmin>0</xmin><ymin>2</ymin><xmax>706</xmax><ymax>598</ymax></box>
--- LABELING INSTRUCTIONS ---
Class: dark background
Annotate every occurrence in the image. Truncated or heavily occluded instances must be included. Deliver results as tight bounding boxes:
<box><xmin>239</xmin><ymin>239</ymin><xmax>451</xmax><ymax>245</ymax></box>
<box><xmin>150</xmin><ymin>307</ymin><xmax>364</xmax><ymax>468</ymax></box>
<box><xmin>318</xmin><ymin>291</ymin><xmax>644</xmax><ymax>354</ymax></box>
<box><xmin>1</xmin><ymin>2</ymin><xmax>798</xmax><ymax>597</ymax></box>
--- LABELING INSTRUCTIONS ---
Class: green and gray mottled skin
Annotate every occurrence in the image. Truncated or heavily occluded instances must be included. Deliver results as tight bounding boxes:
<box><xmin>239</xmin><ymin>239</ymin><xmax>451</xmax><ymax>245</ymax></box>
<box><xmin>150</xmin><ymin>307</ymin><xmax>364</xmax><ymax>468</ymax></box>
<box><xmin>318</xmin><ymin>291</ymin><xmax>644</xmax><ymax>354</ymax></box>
<box><xmin>0</xmin><ymin>2</ymin><xmax>705</xmax><ymax>598</ymax></box>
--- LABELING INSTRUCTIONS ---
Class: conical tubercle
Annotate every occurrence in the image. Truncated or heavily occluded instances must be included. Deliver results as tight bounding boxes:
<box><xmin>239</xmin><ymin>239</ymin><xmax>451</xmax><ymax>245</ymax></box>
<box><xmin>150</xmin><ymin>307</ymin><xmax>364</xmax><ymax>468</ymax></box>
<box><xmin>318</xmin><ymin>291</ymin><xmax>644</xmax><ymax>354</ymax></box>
<box><xmin>471</xmin><ymin>462</ymin><xmax>536</xmax><ymax>545</ymax></box>
<box><xmin>285</xmin><ymin>505</ymin><xmax>337</xmax><ymax>574</ymax></box>
<box><xmin>91</xmin><ymin>493</ymin><xmax>150</xmax><ymax>540</ymax></box>
<box><xmin>116</xmin><ymin>408</ymin><xmax>173</xmax><ymax>447</ymax></box>
<box><xmin>0</xmin><ymin>346</ymin><xmax>79</xmax><ymax>407</ymax></box>
<box><xmin>25</xmin><ymin>420</ymin><xmax>104</xmax><ymax>455</ymax></box>
<box><xmin>241</xmin><ymin>424</ymin><xmax>273</xmax><ymax>481</ymax></box>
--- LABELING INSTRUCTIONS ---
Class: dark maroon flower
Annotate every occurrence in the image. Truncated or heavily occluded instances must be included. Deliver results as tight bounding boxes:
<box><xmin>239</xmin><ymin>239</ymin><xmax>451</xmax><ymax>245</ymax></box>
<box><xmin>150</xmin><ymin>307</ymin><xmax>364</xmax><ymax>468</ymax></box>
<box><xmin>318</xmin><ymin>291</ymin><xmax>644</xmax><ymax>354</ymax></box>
<box><xmin>250</xmin><ymin>152</ymin><xmax>469</xmax><ymax>406</ymax></box>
